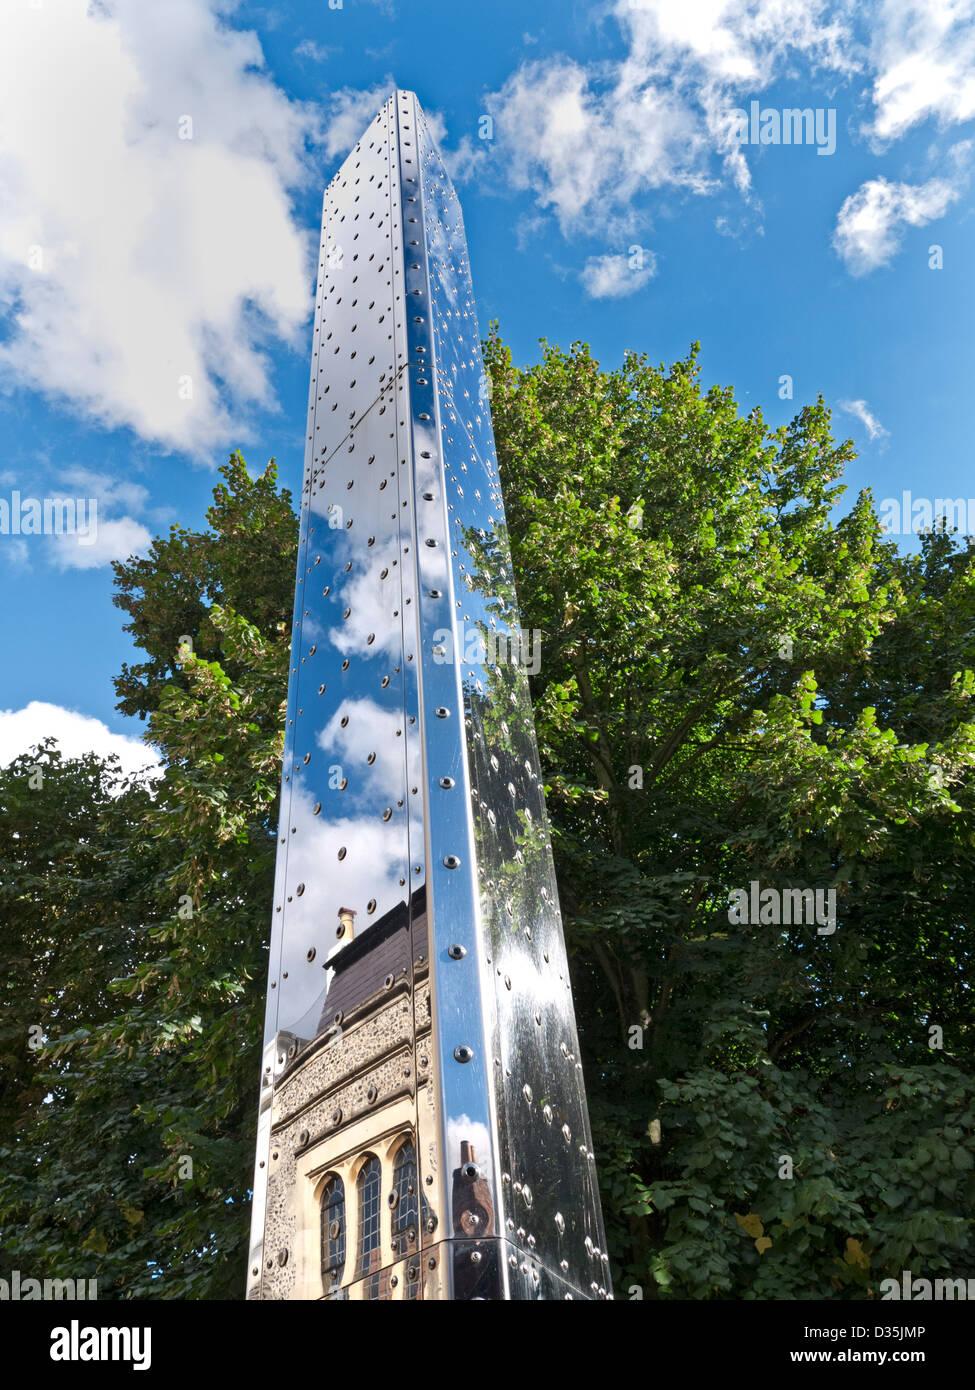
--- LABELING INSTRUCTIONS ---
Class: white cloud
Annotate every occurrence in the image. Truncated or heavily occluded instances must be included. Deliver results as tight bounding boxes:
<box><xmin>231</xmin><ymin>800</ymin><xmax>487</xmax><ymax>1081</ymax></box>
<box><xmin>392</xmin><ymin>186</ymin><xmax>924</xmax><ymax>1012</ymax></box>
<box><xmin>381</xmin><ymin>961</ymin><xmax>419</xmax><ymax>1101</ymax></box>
<box><xmin>422</xmin><ymin>109</ymin><xmax>450</xmax><ymax>149</ymax></box>
<box><xmin>838</xmin><ymin>398</ymin><xmax>889</xmax><ymax>440</ymax></box>
<box><xmin>479</xmin><ymin>1</ymin><xmax>975</xmax><ymax>270</ymax></box>
<box><xmin>0</xmin><ymin>701</ymin><xmax>161</xmax><ymax>781</ymax></box>
<box><xmin>1</xmin><ymin>538</ymin><xmax>30</xmax><ymax>572</ymax></box>
<box><xmin>865</xmin><ymin>0</ymin><xmax>975</xmax><ymax>145</ymax></box>
<box><xmin>483</xmin><ymin>0</ymin><xmax>858</xmax><ymax>236</ymax></box>
<box><xmin>832</xmin><ymin>174</ymin><xmax>961</xmax><ymax>273</ymax></box>
<box><xmin>618</xmin><ymin>0</ymin><xmax>857</xmax><ymax>85</ymax></box>
<box><xmin>514</xmin><ymin>213</ymin><xmax>549</xmax><ymax>251</ymax></box>
<box><xmin>486</xmin><ymin>56</ymin><xmax>709</xmax><ymax>238</ymax></box>
<box><xmin>0</xmin><ymin>464</ymin><xmax>153</xmax><ymax>567</ymax></box>
<box><xmin>580</xmin><ymin>249</ymin><xmax>657</xmax><ymax>298</ymax></box>
<box><xmin>444</xmin><ymin>1115</ymin><xmax>493</xmax><ymax>1173</ymax></box>
<box><xmin>0</xmin><ymin>0</ymin><xmax>319</xmax><ymax>455</ymax></box>
<box><xmin>0</xmin><ymin>464</ymin><xmax>154</xmax><ymax>569</ymax></box>
<box><xmin>442</xmin><ymin>132</ymin><xmax>488</xmax><ymax>184</ymax></box>
<box><xmin>320</xmin><ymin>81</ymin><xmax>397</xmax><ymax>161</ymax></box>
<box><xmin>47</xmin><ymin>514</ymin><xmax>152</xmax><ymax>571</ymax></box>
<box><xmin>58</xmin><ymin>467</ymin><xmax>151</xmax><ymax>517</ymax></box>
<box><xmin>294</xmin><ymin>38</ymin><xmax>334</xmax><ymax>63</ymax></box>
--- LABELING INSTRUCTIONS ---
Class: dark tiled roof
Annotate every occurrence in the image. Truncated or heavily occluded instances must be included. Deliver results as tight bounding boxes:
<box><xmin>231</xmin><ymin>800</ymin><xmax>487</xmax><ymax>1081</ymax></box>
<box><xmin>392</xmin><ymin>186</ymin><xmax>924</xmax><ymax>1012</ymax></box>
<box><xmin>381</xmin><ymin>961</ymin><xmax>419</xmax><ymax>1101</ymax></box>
<box><xmin>318</xmin><ymin>885</ymin><xmax>427</xmax><ymax>1030</ymax></box>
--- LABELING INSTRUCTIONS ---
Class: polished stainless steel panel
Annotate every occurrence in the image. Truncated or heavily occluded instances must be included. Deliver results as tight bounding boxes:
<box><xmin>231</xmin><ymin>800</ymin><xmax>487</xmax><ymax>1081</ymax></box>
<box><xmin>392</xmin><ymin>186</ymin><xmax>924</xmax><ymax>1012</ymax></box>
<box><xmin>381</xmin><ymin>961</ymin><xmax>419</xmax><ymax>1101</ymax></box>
<box><xmin>248</xmin><ymin>89</ymin><xmax>609</xmax><ymax>1301</ymax></box>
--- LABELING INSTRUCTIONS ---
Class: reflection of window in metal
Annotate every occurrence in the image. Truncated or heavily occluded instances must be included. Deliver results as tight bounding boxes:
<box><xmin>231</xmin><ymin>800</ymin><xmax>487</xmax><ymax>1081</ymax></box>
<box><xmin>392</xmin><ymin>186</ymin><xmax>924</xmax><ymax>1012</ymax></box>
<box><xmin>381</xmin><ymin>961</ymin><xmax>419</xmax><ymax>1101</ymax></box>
<box><xmin>391</xmin><ymin>1139</ymin><xmax>419</xmax><ymax>1298</ymax></box>
<box><xmin>356</xmin><ymin>1155</ymin><xmax>382</xmax><ymax>1279</ymax></box>
<box><xmin>320</xmin><ymin>1176</ymin><xmax>346</xmax><ymax>1294</ymax></box>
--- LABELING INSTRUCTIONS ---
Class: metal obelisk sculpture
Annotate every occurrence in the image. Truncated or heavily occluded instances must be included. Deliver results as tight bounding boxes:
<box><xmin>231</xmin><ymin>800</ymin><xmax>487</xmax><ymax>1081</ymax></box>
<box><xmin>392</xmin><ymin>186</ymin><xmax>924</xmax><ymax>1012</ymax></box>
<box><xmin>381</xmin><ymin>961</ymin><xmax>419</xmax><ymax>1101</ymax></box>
<box><xmin>247</xmin><ymin>90</ymin><xmax>610</xmax><ymax>1300</ymax></box>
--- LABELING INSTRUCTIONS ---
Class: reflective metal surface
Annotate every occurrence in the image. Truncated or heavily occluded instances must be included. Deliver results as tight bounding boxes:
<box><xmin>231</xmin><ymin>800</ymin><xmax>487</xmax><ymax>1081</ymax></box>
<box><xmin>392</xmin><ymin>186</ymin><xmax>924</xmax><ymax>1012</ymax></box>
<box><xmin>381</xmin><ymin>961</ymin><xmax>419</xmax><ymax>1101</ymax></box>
<box><xmin>247</xmin><ymin>90</ymin><xmax>610</xmax><ymax>1301</ymax></box>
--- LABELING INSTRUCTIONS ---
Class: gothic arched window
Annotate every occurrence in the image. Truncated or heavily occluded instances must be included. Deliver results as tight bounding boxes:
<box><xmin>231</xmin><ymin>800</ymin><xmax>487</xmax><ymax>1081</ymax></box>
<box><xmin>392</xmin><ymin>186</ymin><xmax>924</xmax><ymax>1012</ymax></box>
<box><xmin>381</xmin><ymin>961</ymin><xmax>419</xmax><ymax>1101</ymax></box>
<box><xmin>392</xmin><ymin>1138</ymin><xmax>419</xmax><ymax>1298</ymax></box>
<box><xmin>356</xmin><ymin>1155</ymin><xmax>382</xmax><ymax>1279</ymax></box>
<box><xmin>320</xmin><ymin>1176</ymin><xmax>346</xmax><ymax>1294</ymax></box>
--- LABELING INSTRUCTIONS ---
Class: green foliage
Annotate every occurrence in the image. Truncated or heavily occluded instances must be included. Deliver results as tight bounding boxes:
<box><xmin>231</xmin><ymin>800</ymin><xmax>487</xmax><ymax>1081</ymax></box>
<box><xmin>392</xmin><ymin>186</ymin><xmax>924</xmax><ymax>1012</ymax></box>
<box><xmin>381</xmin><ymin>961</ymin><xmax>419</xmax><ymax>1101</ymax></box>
<box><xmin>112</xmin><ymin>450</ymin><xmax>297</xmax><ymax>722</ymax></box>
<box><xmin>483</xmin><ymin>330</ymin><xmax>975</xmax><ymax>1297</ymax></box>
<box><xmin>1</xmin><ymin>456</ymin><xmax>290</xmax><ymax>1299</ymax></box>
<box><xmin>0</xmin><ymin>744</ymin><xmax>172</xmax><ymax>1294</ymax></box>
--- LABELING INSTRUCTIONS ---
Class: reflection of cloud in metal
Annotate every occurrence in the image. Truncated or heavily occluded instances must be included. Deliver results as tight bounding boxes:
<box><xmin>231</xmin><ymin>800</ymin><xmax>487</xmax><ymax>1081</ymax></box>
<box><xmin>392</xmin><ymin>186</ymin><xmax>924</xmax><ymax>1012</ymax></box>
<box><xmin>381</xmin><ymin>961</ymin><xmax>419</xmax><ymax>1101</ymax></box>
<box><xmin>273</xmin><ymin>783</ymin><xmax>408</xmax><ymax>1036</ymax></box>
<box><xmin>326</xmin><ymin>547</ymin><xmax>404</xmax><ymax>658</ymax></box>
<box><xmin>316</xmin><ymin>697</ymin><xmax>404</xmax><ymax>794</ymax></box>
<box><xmin>445</xmin><ymin>1114</ymin><xmax>492</xmax><ymax>1168</ymax></box>
<box><xmin>426</xmin><ymin>217</ymin><xmax>461</xmax><ymax>313</ymax></box>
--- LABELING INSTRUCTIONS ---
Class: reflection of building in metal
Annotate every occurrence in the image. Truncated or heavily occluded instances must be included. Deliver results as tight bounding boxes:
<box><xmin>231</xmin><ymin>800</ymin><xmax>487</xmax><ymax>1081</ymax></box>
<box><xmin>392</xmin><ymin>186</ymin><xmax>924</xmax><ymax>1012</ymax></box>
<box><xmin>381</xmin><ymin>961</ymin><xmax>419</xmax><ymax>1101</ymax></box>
<box><xmin>248</xmin><ymin>88</ymin><xmax>611</xmax><ymax>1301</ymax></box>
<box><xmin>260</xmin><ymin>891</ymin><xmax>430</xmax><ymax>1299</ymax></box>
<box><xmin>452</xmin><ymin>1141</ymin><xmax>495</xmax><ymax>1240</ymax></box>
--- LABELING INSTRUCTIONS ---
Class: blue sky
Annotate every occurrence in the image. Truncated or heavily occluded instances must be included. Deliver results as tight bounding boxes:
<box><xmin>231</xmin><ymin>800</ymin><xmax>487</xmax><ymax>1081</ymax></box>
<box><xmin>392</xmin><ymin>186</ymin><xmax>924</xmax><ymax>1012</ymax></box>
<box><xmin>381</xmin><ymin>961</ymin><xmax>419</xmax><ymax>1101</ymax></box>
<box><xmin>1</xmin><ymin>0</ymin><xmax>973</xmax><ymax>772</ymax></box>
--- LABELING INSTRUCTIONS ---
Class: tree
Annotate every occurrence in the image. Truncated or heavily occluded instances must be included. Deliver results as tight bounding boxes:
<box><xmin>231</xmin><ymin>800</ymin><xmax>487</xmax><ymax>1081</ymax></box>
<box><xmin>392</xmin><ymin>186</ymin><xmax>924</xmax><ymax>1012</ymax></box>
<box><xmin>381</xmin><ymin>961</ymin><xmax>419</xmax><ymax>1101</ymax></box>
<box><xmin>483</xmin><ymin>331</ymin><xmax>975</xmax><ymax>1297</ymax></box>
<box><xmin>113</xmin><ymin>450</ymin><xmax>297</xmax><ymax>722</ymax></box>
<box><xmin>1</xmin><ymin>457</ymin><xmax>293</xmax><ymax>1299</ymax></box>
<box><xmin>0</xmin><ymin>744</ymin><xmax>170</xmax><ymax>1295</ymax></box>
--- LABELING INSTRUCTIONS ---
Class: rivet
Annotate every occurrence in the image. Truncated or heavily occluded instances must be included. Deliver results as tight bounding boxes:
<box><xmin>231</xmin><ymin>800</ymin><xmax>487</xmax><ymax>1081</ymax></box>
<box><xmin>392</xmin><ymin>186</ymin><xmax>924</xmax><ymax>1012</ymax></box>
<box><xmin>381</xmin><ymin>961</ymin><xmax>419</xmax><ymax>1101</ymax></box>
<box><xmin>453</xmin><ymin>1044</ymin><xmax>474</xmax><ymax>1063</ymax></box>
<box><xmin>447</xmin><ymin>943</ymin><xmax>466</xmax><ymax>959</ymax></box>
